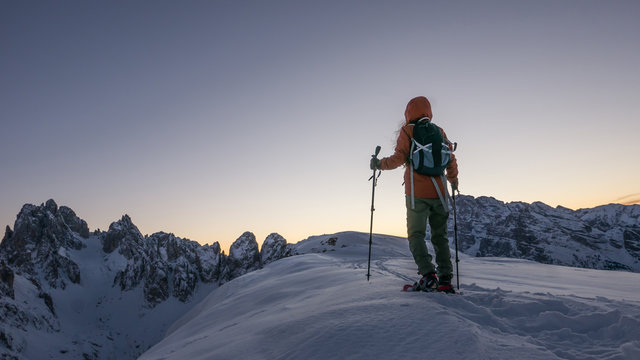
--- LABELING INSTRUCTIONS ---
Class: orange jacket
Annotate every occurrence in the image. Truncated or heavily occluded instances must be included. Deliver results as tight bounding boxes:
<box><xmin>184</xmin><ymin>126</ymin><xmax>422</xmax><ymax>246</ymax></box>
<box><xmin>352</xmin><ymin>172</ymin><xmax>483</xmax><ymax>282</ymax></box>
<box><xmin>379</xmin><ymin>96</ymin><xmax>459</xmax><ymax>199</ymax></box>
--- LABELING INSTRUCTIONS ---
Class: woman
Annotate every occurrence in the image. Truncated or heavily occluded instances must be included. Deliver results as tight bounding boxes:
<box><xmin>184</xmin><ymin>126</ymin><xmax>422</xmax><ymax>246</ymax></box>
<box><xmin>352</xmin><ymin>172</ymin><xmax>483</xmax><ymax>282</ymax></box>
<box><xmin>371</xmin><ymin>96</ymin><xmax>459</xmax><ymax>293</ymax></box>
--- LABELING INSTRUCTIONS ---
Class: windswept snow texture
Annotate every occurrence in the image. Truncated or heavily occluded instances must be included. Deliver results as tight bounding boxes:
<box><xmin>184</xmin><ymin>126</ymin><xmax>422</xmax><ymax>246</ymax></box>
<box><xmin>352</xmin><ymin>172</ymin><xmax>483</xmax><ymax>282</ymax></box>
<box><xmin>141</xmin><ymin>232</ymin><xmax>640</xmax><ymax>360</ymax></box>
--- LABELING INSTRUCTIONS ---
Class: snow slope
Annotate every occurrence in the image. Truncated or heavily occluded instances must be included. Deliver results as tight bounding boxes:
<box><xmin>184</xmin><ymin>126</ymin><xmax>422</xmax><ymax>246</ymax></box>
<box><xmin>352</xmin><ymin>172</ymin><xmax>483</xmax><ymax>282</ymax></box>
<box><xmin>140</xmin><ymin>232</ymin><xmax>640</xmax><ymax>360</ymax></box>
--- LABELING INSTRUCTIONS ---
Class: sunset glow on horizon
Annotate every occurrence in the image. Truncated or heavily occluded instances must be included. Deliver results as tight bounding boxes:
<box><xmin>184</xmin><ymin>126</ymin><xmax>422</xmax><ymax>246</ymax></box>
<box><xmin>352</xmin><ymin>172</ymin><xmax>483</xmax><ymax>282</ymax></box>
<box><xmin>1</xmin><ymin>1</ymin><xmax>639</xmax><ymax>252</ymax></box>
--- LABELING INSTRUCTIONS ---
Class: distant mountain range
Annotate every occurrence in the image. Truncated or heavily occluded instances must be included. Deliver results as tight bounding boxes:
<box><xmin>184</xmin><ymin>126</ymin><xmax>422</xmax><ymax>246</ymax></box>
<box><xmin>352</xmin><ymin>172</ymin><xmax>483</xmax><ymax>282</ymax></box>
<box><xmin>0</xmin><ymin>199</ymin><xmax>295</xmax><ymax>359</ymax></box>
<box><xmin>450</xmin><ymin>195</ymin><xmax>640</xmax><ymax>272</ymax></box>
<box><xmin>1</xmin><ymin>197</ymin><xmax>639</xmax><ymax>359</ymax></box>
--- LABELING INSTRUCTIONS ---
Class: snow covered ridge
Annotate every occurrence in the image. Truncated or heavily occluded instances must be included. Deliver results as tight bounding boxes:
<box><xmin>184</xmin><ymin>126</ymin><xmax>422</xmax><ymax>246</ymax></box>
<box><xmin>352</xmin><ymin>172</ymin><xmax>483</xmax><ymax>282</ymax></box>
<box><xmin>140</xmin><ymin>233</ymin><xmax>640</xmax><ymax>360</ymax></box>
<box><xmin>453</xmin><ymin>195</ymin><xmax>640</xmax><ymax>272</ymax></box>
<box><xmin>0</xmin><ymin>199</ymin><xmax>294</xmax><ymax>360</ymax></box>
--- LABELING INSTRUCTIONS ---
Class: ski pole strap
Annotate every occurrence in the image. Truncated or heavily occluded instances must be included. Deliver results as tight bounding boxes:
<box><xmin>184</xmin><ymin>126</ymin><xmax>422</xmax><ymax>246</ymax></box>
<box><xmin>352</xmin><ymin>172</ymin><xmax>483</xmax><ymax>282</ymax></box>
<box><xmin>369</xmin><ymin>169</ymin><xmax>381</xmax><ymax>182</ymax></box>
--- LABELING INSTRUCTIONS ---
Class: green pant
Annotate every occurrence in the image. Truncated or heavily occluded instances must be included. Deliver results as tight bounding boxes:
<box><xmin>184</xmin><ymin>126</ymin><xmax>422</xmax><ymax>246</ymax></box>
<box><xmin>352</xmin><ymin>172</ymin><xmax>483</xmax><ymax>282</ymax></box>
<box><xmin>406</xmin><ymin>196</ymin><xmax>453</xmax><ymax>281</ymax></box>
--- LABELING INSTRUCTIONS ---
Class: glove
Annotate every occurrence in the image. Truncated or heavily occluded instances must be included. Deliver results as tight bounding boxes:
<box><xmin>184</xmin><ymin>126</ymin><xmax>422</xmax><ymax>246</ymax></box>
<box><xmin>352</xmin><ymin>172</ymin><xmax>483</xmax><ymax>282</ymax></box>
<box><xmin>370</xmin><ymin>157</ymin><xmax>381</xmax><ymax>170</ymax></box>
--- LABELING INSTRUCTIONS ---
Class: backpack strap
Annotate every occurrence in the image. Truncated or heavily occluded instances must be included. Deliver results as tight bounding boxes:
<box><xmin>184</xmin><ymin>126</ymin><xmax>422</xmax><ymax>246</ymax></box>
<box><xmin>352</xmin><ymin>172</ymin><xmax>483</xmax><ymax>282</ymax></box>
<box><xmin>430</xmin><ymin>176</ymin><xmax>451</xmax><ymax>213</ymax></box>
<box><xmin>412</xmin><ymin>141</ymin><xmax>432</xmax><ymax>154</ymax></box>
<box><xmin>413</xmin><ymin>116</ymin><xmax>430</xmax><ymax>124</ymax></box>
<box><xmin>409</xmin><ymin>137</ymin><xmax>416</xmax><ymax>209</ymax></box>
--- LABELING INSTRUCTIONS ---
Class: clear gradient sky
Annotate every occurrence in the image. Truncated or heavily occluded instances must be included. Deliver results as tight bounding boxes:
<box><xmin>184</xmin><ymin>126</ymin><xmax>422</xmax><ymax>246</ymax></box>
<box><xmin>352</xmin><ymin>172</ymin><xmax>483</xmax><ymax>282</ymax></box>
<box><xmin>1</xmin><ymin>1</ymin><xmax>639</xmax><ymax>252</ymax></box>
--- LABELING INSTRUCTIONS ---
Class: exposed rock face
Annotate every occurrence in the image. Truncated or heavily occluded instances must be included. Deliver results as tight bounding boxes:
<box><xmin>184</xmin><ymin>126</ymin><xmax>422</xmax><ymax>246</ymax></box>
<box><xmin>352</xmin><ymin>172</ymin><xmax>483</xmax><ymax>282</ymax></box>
<box><xmin>108</xmin><ymin>225</ymin><xmax>217</xmax><ymax>306</ymax></box>
<box><xmin>196</xmin><ymin>242</ymin><xmax>223</xmax><ymax>283</ymax></box>
<box><xmin>222</xmin><ymin>232</ymin><xmax>261</xmax><ymax>282</ymax></box>
<box><xmin>104</xmin><ymin>225</ymin><xmax>287</xmax><ymax>306</ymax></box>
<box><xmin>450</xmin><ymin>195</ymin><xmax>640</xmax><ymax>271</ymax></box>
<box><xmin>105</xmin><ymin>216</ymin><xmax>212</xmax><ymax>306</ymax></box>
<box><xmin>0</xmin><ymin>261</ymin><xmax>14</xmax><ymax>299</ymax></box>
<box><xmin>59</xmin><ymin>206</ymin><xmax>90</xmax><ymax>238</ymax></box>
<box><xmin>148</xmin><ymin>232</ymin><xmax>200</xmax><ymax>303</ymax></box>
<box><xmin>261</xmin><ymin>233</ymin><xmax>292</xmax><ymax>265</ymax></box>
<box><xmin>0</xmin><ymin>199</ymin><xmax>84</xmax><ymax>289</ymax></box>
<box><xmin>2</xmin><ymin>200</ymin><xmax>86</xmax><ymax>254</ymax></box>
<box><xmin>102</xmin><ymin>214</ymin><xmax>144</xmax><ymax>256</ymax></box>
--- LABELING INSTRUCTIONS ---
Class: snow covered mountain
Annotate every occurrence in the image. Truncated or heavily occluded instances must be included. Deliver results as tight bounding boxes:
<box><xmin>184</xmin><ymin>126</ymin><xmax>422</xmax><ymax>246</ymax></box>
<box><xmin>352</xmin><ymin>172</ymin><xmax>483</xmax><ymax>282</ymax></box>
<box><xmin>452</xmin><ymin>195</ymin><xmax>640</xmax><ymax>272</ymax></box>
<box><xmin>1</xmin><ymin>197</ymin><xmax>639</xmax><ymax>359</ymax></box>
<box><xmin>0</xmin><ymin>200</ymin><xmax>294</xmax><ymax>359</ymax></box>
<box><xmin>140</xmin><ymin>232</ymin><xmax>640</xmax><ymax>360</ymax></box>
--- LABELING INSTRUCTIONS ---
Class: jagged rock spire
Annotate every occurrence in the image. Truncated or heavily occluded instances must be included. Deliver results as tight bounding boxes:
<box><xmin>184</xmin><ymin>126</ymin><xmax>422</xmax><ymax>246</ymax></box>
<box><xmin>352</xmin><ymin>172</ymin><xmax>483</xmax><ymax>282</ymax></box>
<box><xmin>222</xmin><ymin>232</ymin><xmax>261</xmax><ymax>282</ymax></box>
<box><xmin>261</xmin><ymin>233</ymin><xmax>290</xmax><ymax>265</ymax></box>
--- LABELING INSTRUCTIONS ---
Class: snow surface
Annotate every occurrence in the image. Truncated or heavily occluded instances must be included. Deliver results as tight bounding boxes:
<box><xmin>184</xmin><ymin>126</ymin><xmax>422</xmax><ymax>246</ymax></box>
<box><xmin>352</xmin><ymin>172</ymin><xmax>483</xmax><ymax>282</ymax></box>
<box><xmin>140</xmin><ymin>232</ymin><xmax>640</xmax><ymax>360</ymax></box>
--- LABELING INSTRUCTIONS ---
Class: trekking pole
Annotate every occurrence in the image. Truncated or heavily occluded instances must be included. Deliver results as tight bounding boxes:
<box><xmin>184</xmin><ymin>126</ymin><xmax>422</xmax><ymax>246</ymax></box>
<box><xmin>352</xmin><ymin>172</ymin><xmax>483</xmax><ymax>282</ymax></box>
<box><xmin>367</xmin><ymin>145</ymin><xmax>381</xmax><ymax>281</ymax></box>
<box><xmin>451</xmin><ymin>184</ymin><xmax>460</xmax><ymax>291</ymax></box>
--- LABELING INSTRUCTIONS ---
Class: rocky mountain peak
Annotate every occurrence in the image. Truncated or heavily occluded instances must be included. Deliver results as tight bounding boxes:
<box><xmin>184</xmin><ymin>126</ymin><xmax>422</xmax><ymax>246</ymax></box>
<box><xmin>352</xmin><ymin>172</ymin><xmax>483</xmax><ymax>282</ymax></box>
<box><xmin>0</xmin><ymin>200</ymin><xmax>87</xmax><ymax>289</ymax></box>
<box><xmin>3</xmin><ymin>200</ymin><xmax>85</xmax><ymax>253</ymax></box>
<box><xmin>229</xmin><ymin>231</ymin><xmax>257</xmax><ymax>258</ymax></box>
<box><xmin>44</xmin><ymin>198</ymin><xmax>57</xmax><ymax>212</ymax></box>
<box><xmin>103</xmin><ymin>214</ymin><xmax>144</xmax><ymax>256</ymax></box>
<box><xmin>223</xmin><ymin>232</ymin><xmax>261</xmax><ymax>281</ymax></box>
<box><xmin>3</xmin><ymin>226</ymin><xmax>12</xmax><ymax>243</ymax></box>
<box><xmin>261</xmin><ymin>233</ymin><xmax>292</xmax><ymax>265</ymax></box>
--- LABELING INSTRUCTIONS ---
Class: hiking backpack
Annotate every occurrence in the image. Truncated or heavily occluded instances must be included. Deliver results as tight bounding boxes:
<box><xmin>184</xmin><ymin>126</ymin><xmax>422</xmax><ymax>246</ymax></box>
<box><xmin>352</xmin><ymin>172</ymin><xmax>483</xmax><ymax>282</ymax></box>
<box><xmin>409</xmin><ymin>117</ymin><xmax>452</xmax><ymax>176</ymax></box>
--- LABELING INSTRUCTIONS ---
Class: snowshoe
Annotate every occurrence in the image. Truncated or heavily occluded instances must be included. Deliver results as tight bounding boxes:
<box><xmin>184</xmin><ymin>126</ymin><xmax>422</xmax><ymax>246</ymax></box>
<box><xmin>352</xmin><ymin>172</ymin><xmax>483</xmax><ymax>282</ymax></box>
<box><xmin>436</xmin><ymin>282</ymin><xmax>455</xmax><ymax>294</ymax></box>
<box><xmin>403</xmin><ymin>272</ymin><xmax>438</xmax><ymax>292</ymax></box>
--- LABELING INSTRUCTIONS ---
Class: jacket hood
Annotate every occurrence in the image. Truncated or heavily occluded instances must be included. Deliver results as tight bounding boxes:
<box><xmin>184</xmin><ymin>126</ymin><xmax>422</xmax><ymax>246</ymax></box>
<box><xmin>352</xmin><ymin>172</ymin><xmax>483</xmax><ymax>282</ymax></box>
<box><xmin>404</xmin><ymin>96</ymin><xmax>433</xmax><ymax>124</ymax></box>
